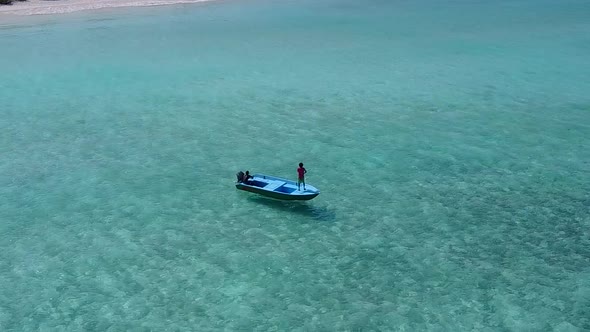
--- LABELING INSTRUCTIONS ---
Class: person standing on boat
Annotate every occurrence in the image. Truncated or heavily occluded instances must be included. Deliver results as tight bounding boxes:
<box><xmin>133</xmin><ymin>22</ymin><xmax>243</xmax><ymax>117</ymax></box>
<box><xmin>297</xmin><ymin>163</ymin><xmax>307</xmax><ymax>191</ymax></box>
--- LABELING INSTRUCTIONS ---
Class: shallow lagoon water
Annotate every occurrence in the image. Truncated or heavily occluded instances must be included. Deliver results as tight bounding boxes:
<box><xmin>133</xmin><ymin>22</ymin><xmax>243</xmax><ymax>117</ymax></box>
<box><xmin>1</xmin><ymin>0</ymin><xmax>589</xmax><ymax>330</ymax></box>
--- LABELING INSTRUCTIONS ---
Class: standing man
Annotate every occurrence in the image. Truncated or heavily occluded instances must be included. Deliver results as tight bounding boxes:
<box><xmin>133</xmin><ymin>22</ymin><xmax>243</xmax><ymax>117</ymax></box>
<box><xmin>297</xmin><ymin>162</ymin><xmax>307</xmax><ymax>191</ymax></box>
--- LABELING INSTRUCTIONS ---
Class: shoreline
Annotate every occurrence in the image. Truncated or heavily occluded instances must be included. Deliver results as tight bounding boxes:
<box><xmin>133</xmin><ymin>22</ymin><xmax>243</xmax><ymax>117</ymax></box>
<box><xmin>0</xmin><ymin>0</ymin><xmax>213</xmax><ymax>16</ymax></box>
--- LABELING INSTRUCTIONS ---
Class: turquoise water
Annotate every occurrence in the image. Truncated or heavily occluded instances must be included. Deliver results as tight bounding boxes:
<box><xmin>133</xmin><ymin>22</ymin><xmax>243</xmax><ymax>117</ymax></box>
<box><xmin>1</xmin><ymin>0</ymin><xmax>589</xmax><ymax>330</ymax></box>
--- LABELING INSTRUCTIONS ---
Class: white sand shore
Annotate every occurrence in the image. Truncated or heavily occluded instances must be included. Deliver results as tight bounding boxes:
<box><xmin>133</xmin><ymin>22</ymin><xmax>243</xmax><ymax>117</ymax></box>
<box><xmin>0</xmin><ymin>0</ymin><xmax>212</xmax><ymax>16</ymax></box>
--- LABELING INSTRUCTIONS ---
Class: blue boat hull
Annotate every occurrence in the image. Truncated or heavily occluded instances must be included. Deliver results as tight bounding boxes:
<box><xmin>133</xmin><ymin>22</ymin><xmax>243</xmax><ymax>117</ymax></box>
<box><xmin>235</xmin><ymin>174</ymin><xmax>320</xmax><ymax>201</ymax></box>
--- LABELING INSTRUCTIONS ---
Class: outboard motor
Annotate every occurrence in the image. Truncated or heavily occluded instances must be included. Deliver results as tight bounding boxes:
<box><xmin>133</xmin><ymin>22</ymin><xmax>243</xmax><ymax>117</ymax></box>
<box><xmin>236</xmin><ymin>171</ymin><xmax>245</xmax><ymax>183</ymax></box>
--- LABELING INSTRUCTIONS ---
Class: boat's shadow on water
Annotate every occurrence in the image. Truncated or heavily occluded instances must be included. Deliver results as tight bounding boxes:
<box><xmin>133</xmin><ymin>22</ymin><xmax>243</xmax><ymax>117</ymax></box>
<box><xmin>248</xmin><ymin>196</ymin><xmax>336</xmax><ymax>222</ymax></box>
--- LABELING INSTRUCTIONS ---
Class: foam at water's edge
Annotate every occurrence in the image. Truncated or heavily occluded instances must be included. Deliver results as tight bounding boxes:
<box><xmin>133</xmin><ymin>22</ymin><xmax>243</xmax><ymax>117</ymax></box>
<box><xmin>0</xmin><ymin>0</ymin><xmax>212</xmax><ymax>16</ymax></box>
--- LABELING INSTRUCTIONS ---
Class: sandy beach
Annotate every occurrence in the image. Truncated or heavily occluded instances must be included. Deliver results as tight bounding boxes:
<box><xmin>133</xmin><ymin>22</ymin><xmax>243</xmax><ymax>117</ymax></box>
<box><xmin>0</xmin><ymin>0</ymin><xmax>211</xmax><ymax>15</ymax></box>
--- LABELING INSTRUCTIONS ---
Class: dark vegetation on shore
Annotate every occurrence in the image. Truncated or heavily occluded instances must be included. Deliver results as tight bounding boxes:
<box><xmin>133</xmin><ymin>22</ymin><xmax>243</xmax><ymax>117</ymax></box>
<box><xmin>0</xmin><ymin>0</ymin><xmax>27</xmax><ymax>5</ymax></box>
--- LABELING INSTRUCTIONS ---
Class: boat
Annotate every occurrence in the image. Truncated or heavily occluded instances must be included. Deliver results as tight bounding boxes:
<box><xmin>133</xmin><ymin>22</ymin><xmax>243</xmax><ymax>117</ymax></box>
<box><xmin>235</xmin><ymin>172</ymin><xmax>320</xmax><ymax>201</ymax></box>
